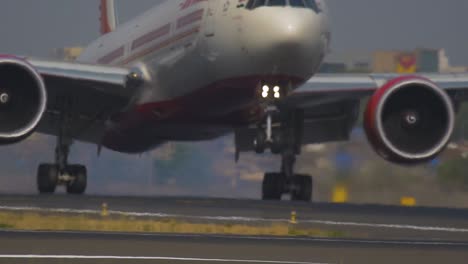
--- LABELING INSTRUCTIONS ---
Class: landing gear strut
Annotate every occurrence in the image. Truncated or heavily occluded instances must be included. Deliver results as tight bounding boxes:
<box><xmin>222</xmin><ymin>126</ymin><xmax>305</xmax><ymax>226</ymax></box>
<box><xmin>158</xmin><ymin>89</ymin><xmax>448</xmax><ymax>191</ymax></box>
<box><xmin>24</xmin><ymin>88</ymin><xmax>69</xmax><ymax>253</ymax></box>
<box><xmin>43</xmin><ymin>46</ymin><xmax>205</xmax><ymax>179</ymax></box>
<box><xmin>257</xmin><ymin>107</ymin><xmax>313</xmax><ymax>202</ymax></box>
<box><xmin>37</xmin><ymin>103</ymin><xmax>87</xmax><ymax>195</ymax></box>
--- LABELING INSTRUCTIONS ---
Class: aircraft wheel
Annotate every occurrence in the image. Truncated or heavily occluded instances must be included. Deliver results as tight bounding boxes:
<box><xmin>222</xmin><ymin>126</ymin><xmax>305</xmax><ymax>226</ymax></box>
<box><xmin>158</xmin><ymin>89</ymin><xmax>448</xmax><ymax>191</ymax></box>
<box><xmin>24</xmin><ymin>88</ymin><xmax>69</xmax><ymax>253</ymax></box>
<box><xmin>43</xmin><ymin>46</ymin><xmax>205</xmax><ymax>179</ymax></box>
<box><xmin>37</xmin><ymin>164</ymin><xmax>58</xmax><ymax>194</ymax></box>
<box><xmin>291</xmin><ymin>174</ymin><xmax>313</xmax><ymax>202</ymax></box>
<box><xmin>270</xmin><ymin>133</ymin><xmax>284</xmax><ymax>154</ymax></box>
<box><xmin>66</xmin><ymin>165</ymin><xmax>87</xmax><ymax>195</ymax></box>
<box><xmin>262</xmin><ymin>173</ymin><xmax>284</xmax><ymax>200</ymax></box>
<box><xmin>254</xmin><ymin>131</ymin><xmax>267</xmax><ymax>154</ymax></box>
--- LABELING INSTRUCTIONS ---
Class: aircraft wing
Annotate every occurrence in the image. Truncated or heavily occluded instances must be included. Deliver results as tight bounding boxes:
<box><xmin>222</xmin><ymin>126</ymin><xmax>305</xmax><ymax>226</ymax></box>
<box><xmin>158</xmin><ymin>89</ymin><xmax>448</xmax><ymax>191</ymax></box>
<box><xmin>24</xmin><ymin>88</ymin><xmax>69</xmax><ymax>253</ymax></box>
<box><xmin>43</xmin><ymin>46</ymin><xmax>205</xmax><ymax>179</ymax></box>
<box><xmin>236</xmin><ymin>73</ymin><xmax>468</xmax><ymax>159</ymax></box>
<box><xmin>25</xmin><ymin>58</ymin><xmax>140</xmax><ymax>144</ymax></box>
<box><xmin>282</xmin><ymin>73</ymin><xmax>468</xmax><ymax>108</ymax></box>
<box><xmin>276</xmin><ymin>73</ymin><xmax>468</xmax><ymax>160</ymax></box>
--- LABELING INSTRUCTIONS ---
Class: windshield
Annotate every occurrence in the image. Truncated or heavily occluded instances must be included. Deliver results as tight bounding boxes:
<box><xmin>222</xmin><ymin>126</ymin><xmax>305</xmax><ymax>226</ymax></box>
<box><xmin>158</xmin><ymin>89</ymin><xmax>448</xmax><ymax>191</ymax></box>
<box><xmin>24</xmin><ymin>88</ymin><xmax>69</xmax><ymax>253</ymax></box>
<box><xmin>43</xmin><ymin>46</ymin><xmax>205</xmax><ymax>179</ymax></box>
<box><xmin>246</xmin><ymin>0</ymin><xmax>320</xmax><ymax>12</ymax></box>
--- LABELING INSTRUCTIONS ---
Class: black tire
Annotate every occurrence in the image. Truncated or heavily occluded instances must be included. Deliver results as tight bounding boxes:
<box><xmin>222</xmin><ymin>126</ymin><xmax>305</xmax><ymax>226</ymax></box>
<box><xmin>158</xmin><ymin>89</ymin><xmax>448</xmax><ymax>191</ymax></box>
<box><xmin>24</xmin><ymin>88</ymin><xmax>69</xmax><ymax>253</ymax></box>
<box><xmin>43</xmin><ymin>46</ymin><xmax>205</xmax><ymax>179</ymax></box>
<box><xmin>262</xmin><ymin>173</ymin><xmax>284</xmax><ymax>200</ymax></box>
<box><xmin>66</xmin><ymin>165</ymin><xmax>87</xmax><ymax>195</ymax></box>
<box><xmin>37</xmin><ymin>164</ymin><xmax>58</xmax><ymax>194</ymax></box>
<box><xmin>254</xmin><ymin>131</ymin><xmax>267</xmax><ymax>154</ymax></box>
<box><xmin>270</xmin><ymin>132</ymin><xmax>284</xmax><ymax>154</ymax></box>
<box><xmin>291</xmin><ymin>174</ymin><xmax>313</xmax><ymax>202</ymax></box>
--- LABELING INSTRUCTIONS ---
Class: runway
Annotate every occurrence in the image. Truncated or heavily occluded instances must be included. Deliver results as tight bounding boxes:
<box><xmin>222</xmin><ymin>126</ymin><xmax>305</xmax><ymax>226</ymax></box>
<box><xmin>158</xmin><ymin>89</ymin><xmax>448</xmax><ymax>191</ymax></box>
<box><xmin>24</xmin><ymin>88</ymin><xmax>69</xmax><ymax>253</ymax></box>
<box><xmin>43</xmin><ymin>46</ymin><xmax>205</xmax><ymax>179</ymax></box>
<box><xmin>0</xmin><ymin>230</ymin><xmax>467</xmax><ymax>264</ymax></box>
<box><xmin>1</xmin><ymin>195</ymin><xmax>468</xmax><ymax>241</ymax></box>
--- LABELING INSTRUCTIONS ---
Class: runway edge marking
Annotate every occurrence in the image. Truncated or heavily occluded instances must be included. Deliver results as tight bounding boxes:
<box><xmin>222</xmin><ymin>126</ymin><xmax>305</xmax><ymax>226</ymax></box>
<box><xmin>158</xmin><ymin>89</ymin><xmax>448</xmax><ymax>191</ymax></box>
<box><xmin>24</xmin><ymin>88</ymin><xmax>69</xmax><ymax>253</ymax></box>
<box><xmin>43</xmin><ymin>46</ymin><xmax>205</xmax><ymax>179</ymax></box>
<box><xmin>1</xmin><ymin>205</ymin><xmax>468</xmax><ymax>233</ymax></box>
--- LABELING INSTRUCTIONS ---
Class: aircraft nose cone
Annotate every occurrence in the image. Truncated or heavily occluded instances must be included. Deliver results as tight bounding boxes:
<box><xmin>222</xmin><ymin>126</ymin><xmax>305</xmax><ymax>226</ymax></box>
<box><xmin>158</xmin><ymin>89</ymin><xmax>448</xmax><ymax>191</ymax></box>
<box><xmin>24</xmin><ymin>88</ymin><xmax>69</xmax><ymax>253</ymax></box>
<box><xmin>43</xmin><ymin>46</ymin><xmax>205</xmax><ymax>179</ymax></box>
<box><xmin>245</xmin><ymin>8</ymin><xmax>325</xmax><ymax>48</ymax></box>
<box><xmin>272</xmin><ymin>10</ymin><xmax>323</xmax><ymax>52</ymax></box>
<box><xmin>242</xmin><ymin>8</ymin><xmax>325</xmax><ymax>79</ymax></box>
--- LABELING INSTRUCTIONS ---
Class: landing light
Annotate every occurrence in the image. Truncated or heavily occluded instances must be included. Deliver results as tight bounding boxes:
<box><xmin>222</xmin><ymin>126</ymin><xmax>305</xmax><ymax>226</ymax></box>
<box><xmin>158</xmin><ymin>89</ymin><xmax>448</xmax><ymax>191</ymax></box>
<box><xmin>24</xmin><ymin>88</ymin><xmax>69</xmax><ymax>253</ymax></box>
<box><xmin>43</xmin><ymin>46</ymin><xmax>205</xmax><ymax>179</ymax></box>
<box><xmin>273</xmin><ymin>86</ymin><xmax>280</xmax><ymax>93</ymax></box>
<box><xmin>274</xmin><ymin>92</ymin><xmax>281</xmax><ymax>99</ymax></box>
<box><xmin>262</xmin><ymin>85</ymin><xmax>270</xmax><ymax>93</ymax></box>
<box><xmin>262</xmin><ymin>92</ymin><xmax>269</xmax><ymax>98</ymax></box>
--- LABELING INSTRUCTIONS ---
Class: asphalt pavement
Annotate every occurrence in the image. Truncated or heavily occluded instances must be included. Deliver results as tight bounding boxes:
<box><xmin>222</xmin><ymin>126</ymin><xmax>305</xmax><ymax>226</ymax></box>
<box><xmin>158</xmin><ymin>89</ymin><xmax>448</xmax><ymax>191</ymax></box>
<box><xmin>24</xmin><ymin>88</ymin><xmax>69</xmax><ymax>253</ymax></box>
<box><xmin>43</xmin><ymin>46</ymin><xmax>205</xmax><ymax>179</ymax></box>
<box><xmin>0</xmin><ymin>230</ymin><xmax>467</xmax><ymax>264</ymax></box>
<box><xmin>0</xmin><ymin>195</ymin><xmax>468</xmax><ymax>263</ymax></box>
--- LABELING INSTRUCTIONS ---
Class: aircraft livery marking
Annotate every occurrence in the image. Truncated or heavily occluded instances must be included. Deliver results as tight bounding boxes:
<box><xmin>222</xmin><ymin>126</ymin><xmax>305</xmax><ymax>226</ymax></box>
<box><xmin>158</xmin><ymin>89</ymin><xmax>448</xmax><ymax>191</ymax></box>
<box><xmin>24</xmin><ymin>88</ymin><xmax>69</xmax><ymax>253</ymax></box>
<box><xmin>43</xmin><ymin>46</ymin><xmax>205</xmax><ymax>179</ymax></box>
<box><xmin>98</xmin><ymin>46</ymin><xmax>124</xmax><ymax>64</ymax></box>
<box><xmin>121</xmin><ymin>27</ymin><xmax>200</xmax><ymax>65</ymax></box>
<box><xmin>131</xmin><ymin>24</ymin><xmax>171</xmax><ymax>51</ymax></box>
<box><xmin>179</xmin><ymin>0</ymin><xmax>207</xmax><ymax>10</ymax></box>
<box><xmin>177</xmin><ymin>9</ymin><xmax>204</xmax><ymax>29</ymax></box>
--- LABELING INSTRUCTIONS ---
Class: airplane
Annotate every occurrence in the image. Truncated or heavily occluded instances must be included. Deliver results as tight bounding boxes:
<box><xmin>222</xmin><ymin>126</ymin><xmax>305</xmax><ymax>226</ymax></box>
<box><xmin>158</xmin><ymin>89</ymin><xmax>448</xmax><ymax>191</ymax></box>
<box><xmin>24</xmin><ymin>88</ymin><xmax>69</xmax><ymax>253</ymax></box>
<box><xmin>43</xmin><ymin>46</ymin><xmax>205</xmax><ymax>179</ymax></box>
<box><xmin>1</xmin><ymin>0</ymin><xmax>468</xmax><ymax>201</ymax></box>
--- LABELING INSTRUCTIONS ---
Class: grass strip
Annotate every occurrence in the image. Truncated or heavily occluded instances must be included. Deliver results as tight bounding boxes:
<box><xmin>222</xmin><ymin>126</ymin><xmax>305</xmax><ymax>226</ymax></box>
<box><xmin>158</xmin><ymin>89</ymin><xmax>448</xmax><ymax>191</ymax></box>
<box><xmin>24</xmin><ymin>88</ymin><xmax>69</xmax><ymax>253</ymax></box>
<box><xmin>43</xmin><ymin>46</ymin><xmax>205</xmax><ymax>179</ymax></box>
<box><xmin>0</xmin><ymin>211</ymin><xmax>346</xmax><ymax>238</ymax></box>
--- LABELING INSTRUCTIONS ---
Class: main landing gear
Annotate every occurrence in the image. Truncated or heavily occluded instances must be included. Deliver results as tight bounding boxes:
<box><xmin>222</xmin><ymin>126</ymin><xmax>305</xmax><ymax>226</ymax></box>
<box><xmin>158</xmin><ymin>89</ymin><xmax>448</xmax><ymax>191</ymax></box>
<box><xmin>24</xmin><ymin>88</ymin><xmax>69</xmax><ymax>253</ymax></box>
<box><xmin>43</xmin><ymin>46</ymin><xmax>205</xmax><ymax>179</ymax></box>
<box><xmin>255</xmin><ymin>105</ymin><xmax>313</xmax><ymax>202</ymax></box>
<box><xmin>37</xmin><ymin>106</ymin><xmax>87</xmax><ymax>195</ymax></box>
<box><xmin>37</xmin><ymin>142</ymin><xmax>87</xmax><ymax>195</ymax></box>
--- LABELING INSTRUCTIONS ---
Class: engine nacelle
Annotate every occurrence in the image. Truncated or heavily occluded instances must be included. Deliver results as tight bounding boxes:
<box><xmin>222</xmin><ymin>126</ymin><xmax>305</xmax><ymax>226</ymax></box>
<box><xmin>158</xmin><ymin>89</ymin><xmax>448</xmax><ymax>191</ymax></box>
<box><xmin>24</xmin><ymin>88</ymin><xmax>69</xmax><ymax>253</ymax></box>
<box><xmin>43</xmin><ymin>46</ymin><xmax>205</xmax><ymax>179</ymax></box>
<box><xmin>0</xmin><ymin>56</ymin><xmax>47</xmax><ymax>144</ymax></box>
<box><xmin>364</xmin><ymin>76</ymin><xmax>455</xmax><ymax>164</ymax></box>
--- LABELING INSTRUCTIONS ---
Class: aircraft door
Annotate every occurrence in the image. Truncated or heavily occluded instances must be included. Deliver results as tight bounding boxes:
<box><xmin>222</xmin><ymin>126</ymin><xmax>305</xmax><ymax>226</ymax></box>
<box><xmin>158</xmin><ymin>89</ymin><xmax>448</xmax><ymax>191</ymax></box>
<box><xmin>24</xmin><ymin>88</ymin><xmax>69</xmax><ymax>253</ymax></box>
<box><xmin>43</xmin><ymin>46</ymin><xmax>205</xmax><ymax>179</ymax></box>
<box><xmin>204</xmin><ymin>0</ymin><xmax>219</xmax><ymax>37</ymax></box>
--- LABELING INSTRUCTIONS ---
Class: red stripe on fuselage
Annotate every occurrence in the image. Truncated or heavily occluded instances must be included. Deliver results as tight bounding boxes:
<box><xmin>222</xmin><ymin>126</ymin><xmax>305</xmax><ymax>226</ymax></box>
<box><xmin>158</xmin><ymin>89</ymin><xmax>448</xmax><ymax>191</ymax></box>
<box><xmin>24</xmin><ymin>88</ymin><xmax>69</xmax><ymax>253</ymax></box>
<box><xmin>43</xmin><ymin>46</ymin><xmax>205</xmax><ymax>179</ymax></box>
<box><xmin>131</xmin><ymin>24</ymin><xmax>171</xmax><ymax>51</ymax></box>
<box><xmin>179</xmin><ymin>0</ymin><xmax>207</xmax><ymax>10</ymax></box>
<box><xmin>96</xmin><ymin>8</ymin><xmax>204</xmax><ymax>65</ymax></box>
<box><xmin>98</xmin><ymin>46</ymin><xmax>124</xmax><ymax>64</ymax></box>
<box><xmin>177</xmin><ymin>9</ymin><xmax>204</xmax><ymax>29</ymax></box>
<box><xmin>121</xmin><ymin>27</ymin><xmax>200</xmax><ymax>65</ymax></box>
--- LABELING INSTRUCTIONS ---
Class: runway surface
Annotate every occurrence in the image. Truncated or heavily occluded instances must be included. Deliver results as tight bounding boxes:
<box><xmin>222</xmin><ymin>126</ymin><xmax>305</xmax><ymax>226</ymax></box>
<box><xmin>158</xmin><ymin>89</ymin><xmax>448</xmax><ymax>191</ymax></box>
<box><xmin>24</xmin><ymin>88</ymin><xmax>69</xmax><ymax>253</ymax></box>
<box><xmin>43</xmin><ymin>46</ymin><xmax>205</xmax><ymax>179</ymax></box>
<box><xmin>0</xmin><ymin>195</ymin><xmax>468</xmax><ymax>241</ymax></box>
<box><xmin>0</xmin><ymin>230</ymin><xmax>467</xmax><ymax>264</ymax></box>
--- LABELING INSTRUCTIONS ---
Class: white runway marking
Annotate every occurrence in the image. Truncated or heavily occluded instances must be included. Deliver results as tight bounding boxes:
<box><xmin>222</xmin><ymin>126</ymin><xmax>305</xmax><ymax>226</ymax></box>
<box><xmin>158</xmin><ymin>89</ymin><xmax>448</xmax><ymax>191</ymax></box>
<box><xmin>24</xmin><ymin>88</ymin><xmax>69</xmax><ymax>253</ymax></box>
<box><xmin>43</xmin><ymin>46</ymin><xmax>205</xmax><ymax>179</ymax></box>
<box><xmin>301</xmin><ymin>219</ymin><xmax>468</xmax><ymax>233</ymax></box>
<box><xmin>1</xmin><ymin>205</ymin><xmax>468</xmax><ymax>234</ymax></box>
<box><xmin>0</xmin><ymin>255</ymin><xmax>329</xmax><ymax>264</ymax></box>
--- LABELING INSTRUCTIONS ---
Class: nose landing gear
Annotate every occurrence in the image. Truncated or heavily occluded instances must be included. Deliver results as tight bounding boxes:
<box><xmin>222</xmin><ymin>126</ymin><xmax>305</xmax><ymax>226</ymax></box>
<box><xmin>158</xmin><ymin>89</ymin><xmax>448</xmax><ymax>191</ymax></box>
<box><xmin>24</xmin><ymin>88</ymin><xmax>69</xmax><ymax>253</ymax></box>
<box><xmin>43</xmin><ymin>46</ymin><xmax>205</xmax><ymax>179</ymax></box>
<box><xmin>255</xmin><ymin>105</ymin><xmax>313</xmax><ymax>202</ymax></box>
<box><xmin>254</xmin><ymin>106</ymin><xmax>283</xmax><ymax>154</ymax></box>
<box><xmin>262</xmin><ymin>152</ymin><xmax>313</xmax><ymax>202</ymax></box>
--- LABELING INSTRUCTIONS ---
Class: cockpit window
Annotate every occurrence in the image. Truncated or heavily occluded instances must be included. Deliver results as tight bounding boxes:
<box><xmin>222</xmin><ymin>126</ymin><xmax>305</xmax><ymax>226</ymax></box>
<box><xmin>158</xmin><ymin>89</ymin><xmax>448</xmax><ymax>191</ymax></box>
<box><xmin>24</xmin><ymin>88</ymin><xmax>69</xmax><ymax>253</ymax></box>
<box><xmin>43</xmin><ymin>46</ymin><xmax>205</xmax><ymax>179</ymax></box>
<box><xmin>304</xmin><ymin>0</ymin><xmax>320</xmax><ymax>12</ymax></box>
<box><xmin>289</xmin><ymin>0</ymin><xmax>305</xmax><ymax>7</ymax></box>
<box><xmin>248</xmin><ymin>0</ymin><xmax>266</xmax><ymax>9</ymax></box>
<box><xmin>268</xmin><ymin>0</ymin><xmax>286</xmax><ymax>6</ymax></box>
<box><xmin>246</xmin><ymin>0</ymin><xmax>320</xmax><ymax>11</ymax></box>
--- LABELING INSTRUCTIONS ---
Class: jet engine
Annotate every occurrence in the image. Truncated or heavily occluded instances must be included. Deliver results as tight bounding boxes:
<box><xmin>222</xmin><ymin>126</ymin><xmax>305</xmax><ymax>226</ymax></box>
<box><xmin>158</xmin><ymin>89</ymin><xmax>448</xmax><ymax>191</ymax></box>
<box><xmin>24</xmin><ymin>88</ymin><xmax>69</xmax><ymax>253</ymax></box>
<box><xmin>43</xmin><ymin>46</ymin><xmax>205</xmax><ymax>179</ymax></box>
<box><xmin>364</xmin><ymin>76</ymin><xmax>455</xmax><ymax>164</ymax></box>
<box><xmin>0</xmin><ymin>56</ymin><xmax>47</xmax><ymax>144</ymax></box>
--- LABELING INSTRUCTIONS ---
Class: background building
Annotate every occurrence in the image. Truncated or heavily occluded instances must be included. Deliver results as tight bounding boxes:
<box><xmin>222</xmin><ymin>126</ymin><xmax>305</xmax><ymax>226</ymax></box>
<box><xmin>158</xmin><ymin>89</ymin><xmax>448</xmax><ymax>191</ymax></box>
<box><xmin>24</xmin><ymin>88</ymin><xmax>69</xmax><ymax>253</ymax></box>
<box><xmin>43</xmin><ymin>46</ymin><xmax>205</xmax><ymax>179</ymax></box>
<box><xmin>372</xmin><ymin>48</ymin><xmax>439</xmax><ymax>73</ymax></box>
<box><xmin>323</xmin><ymin>48</ymin><xmax>468</xmax><ymax>74</ymax></box>
<box><xmin>439</xmin><ymin>49</ymin><xmax>468</xmax><ymax>73</ymax></box>
<box><xmin>51</xmin><ymin>47</ymin><xmax>83</xmax><ymax>61</ymax></box>
<box><xmin>320</xmin><ymin>52</ymin><xmax>372</xmax><ymax>73</ymax></box>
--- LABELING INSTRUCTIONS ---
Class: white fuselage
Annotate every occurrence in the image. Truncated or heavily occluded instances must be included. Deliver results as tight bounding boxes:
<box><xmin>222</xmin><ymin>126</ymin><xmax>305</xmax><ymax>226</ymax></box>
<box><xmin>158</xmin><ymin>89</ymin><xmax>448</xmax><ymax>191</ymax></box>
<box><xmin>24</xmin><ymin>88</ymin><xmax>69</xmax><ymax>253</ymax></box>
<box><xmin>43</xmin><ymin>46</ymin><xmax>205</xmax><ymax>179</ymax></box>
<box><xmin>78</xmin><ymin>0</ymin><xmax>331</xmax><ymax>153</ymax></box>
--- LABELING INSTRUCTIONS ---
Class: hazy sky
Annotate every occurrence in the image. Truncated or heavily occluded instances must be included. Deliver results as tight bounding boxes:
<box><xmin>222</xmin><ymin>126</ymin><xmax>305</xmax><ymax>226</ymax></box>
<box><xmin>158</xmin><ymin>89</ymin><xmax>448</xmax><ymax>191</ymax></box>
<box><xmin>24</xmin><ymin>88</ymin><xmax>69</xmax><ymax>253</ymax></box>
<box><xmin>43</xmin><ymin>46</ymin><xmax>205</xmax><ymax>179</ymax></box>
<box><xmin>0</xmin><ymin>0</ymin><xmax>467</xmax><ymax>64</ymax></box>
